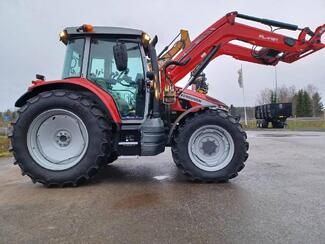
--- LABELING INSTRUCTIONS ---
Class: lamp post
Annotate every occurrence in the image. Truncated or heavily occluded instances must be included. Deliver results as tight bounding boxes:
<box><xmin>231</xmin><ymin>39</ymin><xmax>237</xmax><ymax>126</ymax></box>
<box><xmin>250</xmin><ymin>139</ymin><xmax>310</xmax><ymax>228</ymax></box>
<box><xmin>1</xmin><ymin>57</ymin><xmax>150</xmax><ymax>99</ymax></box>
<box><xmin>274</xmin><ymin>66</ymin><xmax>278</xmax><ymax>103</ymax></box>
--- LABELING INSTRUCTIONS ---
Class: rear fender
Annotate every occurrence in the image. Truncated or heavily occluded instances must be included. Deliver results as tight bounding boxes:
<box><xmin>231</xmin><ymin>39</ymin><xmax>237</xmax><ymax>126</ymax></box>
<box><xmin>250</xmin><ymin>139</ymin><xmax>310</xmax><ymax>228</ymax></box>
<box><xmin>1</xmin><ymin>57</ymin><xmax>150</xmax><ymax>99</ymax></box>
<box><xmin>15</xmin><ymin>78</ymin><xmax>122</xmax><ymax>124</ymax></box>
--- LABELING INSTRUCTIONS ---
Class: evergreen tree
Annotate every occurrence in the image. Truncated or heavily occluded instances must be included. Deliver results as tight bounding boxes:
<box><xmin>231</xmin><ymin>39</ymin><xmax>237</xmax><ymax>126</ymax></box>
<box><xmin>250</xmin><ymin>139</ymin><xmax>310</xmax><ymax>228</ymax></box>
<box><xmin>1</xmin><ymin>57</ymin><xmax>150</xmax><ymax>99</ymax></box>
<box><xmin>312</xmin><ymin>92</ymin><xmax>324</xmax><ymax>117</ymax></box>
<box><xmin>302</xmin><ymin>91</ymin><xmax>312</xmax><ymax>117</ymax></box>
<box><xmin>295</xmin><ymin>89</ymin><xmax>304</xmax><ymax>117</ymax></box>
<box><xmin>292</xmin><ymin>94</ymin><xmax>297</xmax><ymax>116</ymax></box>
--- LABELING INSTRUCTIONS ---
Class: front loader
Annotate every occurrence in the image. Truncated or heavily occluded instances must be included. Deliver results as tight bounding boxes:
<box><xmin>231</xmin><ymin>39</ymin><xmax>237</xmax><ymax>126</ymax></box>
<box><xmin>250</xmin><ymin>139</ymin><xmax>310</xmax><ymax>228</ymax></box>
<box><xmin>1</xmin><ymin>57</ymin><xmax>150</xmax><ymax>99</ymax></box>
<box><xmin>10</xmin><ymin>12</ymin><xmax>325</xmax><ymax>186</ymax></box>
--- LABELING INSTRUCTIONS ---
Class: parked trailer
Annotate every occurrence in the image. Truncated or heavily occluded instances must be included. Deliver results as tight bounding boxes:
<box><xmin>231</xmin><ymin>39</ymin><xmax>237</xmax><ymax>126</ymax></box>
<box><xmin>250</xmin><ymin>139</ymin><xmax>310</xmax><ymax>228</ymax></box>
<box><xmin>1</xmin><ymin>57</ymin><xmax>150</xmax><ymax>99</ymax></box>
<box><xmin>255</xmin><ymin>103</ymin><xmax>292</xmax><ymax>128</ymax></box>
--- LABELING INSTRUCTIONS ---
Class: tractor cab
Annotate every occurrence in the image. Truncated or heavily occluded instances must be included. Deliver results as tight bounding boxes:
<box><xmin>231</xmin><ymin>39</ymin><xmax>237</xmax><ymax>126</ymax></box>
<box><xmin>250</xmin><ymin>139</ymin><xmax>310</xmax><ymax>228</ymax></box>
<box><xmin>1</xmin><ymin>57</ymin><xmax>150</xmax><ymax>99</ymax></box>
<box><xmin>58</xmin><ymin>25</ymin><xmax>166</xmax><ymax>157</ymax></box>
<box><xmin>60</xmin><ymin>25</ymin><xmax>151</xmax><ymax>122</ymax></box>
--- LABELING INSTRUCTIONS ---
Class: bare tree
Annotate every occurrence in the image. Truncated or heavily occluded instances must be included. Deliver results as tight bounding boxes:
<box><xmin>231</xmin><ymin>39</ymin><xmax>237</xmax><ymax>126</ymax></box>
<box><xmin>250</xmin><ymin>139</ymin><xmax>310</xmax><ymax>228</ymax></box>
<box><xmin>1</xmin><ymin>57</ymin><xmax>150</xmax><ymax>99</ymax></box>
<box><xmin>277</xmin><ymin>85</ymin><xmax>296</xmax><ymax>103</ymax></box>
<box><xmin>288</xmin><ymin>86</ymin><xmax>296</xmax><ymax>100</ymax></box>
<box><xmin>278</xmin><ymin>85</ymin><xmax>289</xmax><ymax>102</ymax></box>
<box><xmin>256</xmin><ymin>85</ymin><xmax>296</xmax><ymax>105</ymax></box>
<box><xmin>306</xmin><ymin>84</ymin><xmax>318</xmax><ymax>98</ymax></box>
<box><xmin>256</xmin><ymin>88</ymin><xmax>273</xmax><ymax>105</ymax></box>
<box><xmin>305</xmin><ymin>84</ymin><xmax>321</xmax><ymax>116</ymax></box>
<box><xmin>256</xmin><ymin>84</ymin><xmax>322</xmax><ymax>117</ymax></box>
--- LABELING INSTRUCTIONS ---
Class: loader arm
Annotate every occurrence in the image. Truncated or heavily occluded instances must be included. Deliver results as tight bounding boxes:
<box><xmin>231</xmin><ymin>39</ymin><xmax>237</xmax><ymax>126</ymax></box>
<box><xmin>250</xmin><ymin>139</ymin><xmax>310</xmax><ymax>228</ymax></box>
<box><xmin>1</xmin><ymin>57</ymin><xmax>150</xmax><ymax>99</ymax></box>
<box><xmin>165</xmin><ymin>11</ymin><xmax>325</xmax><ymax>85</ymax></box>
<box><xmin>158</xmin><ymin>29</ymin><xmax>191</xmax><ymax>69</ymax></box>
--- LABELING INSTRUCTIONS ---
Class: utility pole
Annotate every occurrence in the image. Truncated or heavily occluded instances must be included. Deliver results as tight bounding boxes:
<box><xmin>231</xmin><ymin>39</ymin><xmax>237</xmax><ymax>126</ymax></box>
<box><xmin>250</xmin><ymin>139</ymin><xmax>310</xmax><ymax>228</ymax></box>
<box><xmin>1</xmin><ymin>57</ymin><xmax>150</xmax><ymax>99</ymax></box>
<box><xmin>274</xmin><ymin>66</ymin><xmax>278</xmax><ymax>103</ymax></box>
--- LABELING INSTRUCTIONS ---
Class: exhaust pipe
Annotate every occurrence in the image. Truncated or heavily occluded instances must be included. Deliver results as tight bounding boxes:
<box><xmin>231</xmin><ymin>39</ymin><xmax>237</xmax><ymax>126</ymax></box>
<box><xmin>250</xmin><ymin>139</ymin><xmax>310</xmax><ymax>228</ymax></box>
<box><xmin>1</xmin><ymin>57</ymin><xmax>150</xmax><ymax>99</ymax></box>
<box><xmin>147</xmin><ymin>35</ymin><xmax>161</xmax><ymax>118</ymax></box>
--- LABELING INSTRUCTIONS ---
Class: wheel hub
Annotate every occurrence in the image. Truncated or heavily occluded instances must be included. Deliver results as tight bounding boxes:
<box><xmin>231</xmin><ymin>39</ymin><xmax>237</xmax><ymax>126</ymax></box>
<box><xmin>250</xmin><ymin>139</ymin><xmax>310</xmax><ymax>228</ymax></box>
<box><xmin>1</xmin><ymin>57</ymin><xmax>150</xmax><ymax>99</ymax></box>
<box><xmin>200</xmin><ymin>139</ymin><xmax>218</xmax><ymax>156</ymax></box>
<box><xmin>188</xmin><ymin>125</ymin><xmax>235</xmax><ymax>172</ymax></box>
<box><xmin>27</xmin><ymin>109</ymin><xmax>89</xmax><ymax>171</ymax></box>
<box><xmin>55</xmin><ymin>130</ymin><xmax>72</xmax><ymax>147</ymax></box>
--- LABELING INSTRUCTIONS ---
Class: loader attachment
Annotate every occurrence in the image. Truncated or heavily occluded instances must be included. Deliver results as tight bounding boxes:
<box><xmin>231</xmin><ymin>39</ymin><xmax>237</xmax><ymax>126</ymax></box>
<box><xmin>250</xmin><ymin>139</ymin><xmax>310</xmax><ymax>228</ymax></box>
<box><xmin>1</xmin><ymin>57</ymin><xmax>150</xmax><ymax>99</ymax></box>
<box><xmin>234</xmin><ymin>12</ymin><xmax>325</xmax><ymax>64</ymax></box>
<box><xmin>166</xmin><ymin>12</ymin><xmax>325</xmax><ymax>84</ymax></box>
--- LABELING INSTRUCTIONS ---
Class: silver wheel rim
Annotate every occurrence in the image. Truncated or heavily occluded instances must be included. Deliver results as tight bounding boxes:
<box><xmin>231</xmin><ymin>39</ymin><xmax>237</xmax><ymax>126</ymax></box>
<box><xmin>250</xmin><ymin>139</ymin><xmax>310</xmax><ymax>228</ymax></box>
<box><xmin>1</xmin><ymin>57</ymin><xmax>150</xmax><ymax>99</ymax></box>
<box><xmin>188</xmin><ymin>125</ymin><xmax>235</xmax><ymax>172</ymax></box>
<box><xmin>27</xmin><ymin>109</ymin><xmax>89</xmax><ymax>171</ymax></box>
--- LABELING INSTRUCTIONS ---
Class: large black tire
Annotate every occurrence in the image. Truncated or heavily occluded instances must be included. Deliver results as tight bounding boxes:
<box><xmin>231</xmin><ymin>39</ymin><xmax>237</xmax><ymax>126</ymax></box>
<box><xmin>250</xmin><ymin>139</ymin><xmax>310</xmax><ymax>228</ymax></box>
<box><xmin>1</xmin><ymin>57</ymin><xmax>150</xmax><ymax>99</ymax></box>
<box><xmin>272</xmin><ymin>121</ymin><xmax>284</xmax><ymax>129</ymax></box>
<box><xmin>261</xmin><ymin>119</ymin><xmax>268</xmax><ymax>128</ymax></box>
<box><xmin>9</xmin><ymin>90</ymin><xmax>113</xmax><ymax>187</ymax></box>
<box><xmin>171</xmin><ymin>109</ymin><xmax>249</xmax><ymax>182</ymax></box>
<box><xmin>106</xmin><ymin>152</ymin><xmax>118</xmax><ymax>165</ymax></box>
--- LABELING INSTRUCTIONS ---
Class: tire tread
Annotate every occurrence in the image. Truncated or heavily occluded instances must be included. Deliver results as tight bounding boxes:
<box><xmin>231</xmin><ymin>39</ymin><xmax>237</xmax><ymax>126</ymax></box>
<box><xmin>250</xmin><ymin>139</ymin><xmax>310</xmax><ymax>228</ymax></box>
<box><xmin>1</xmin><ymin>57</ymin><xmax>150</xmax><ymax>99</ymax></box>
<box><xmin>10</xmin><ymin>90</ymin><xmax>113</xmax><ymax>187</ymax></box>
<box><xmin>171</xmin><ymin>109</ymin><xmax>249</xmax><ymax>182</ymax></box>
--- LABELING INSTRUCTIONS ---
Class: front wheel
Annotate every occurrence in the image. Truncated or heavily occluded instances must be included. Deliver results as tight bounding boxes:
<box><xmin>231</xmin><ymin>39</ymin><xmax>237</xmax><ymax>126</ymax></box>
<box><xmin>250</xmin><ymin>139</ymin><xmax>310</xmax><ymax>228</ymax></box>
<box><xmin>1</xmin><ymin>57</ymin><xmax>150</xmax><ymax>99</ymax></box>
<box><xmin>171</xmin><ymin>109</ymin><xmax>248</xmax><ymax>182</ymax></box>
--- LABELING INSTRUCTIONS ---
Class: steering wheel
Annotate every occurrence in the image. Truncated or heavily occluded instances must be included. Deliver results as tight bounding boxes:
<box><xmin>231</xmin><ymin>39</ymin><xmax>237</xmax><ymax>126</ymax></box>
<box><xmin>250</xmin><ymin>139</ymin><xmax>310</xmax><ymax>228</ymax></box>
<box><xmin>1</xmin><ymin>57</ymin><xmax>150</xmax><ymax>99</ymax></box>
<box><xmin>108</xmin><ymin>71</ymin><xmax>137</xmax><ymax>88</ymax></box>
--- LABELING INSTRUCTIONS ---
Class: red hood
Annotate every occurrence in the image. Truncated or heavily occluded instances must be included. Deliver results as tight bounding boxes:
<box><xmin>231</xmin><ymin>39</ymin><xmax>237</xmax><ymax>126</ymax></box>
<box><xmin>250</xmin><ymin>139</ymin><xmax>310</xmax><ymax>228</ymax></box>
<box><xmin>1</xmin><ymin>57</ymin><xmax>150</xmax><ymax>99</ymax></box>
<box><xmin>177</xmin><ymin>86</ymin><xmax>228</xmax><ymax>109</ymax></box>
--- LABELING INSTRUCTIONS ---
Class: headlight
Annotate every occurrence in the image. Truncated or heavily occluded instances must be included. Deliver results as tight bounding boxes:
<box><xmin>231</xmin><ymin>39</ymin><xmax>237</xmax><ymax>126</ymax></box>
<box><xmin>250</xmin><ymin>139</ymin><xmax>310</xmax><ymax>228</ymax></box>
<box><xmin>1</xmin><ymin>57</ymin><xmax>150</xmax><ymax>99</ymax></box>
<box><xmin>141</xmin><ymin>32</ymin><xmax>151</xmax><ymax>47</ymax></box>
<box><xmin>59</xmin><ymin>30</ymin><xmax>68</xmax><ymax>44</ymax></box>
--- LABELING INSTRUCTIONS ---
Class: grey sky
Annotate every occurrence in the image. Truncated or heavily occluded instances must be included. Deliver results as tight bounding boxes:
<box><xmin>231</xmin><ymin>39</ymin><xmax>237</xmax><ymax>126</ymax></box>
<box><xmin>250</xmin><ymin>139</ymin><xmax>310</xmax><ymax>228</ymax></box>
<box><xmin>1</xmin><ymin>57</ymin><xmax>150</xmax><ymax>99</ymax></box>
<box><xmin>0</xmin><ymin>0</ymin><xmax>324</xmax><ymax>111</ymax></box>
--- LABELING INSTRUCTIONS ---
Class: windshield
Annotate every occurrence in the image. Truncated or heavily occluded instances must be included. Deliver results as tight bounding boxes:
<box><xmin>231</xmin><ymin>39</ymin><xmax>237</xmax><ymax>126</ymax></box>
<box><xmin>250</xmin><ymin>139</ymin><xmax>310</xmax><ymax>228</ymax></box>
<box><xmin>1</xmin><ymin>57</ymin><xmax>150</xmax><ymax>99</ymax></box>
<box><xmin>87</xmin><ymin>38</ymin><xmax>145</xmax><ymax>119</ymax></box>
<box><xmin>62</xmin><ymin>38</ymin><xmax>85</xmax><ymax>79</ymax></box>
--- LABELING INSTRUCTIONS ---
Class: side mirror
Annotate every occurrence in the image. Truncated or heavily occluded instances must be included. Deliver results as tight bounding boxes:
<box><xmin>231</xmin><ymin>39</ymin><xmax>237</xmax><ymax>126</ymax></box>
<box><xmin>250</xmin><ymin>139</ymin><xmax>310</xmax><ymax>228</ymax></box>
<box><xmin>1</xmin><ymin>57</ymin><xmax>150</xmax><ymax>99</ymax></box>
<box><xmin>113</xmin><ymin>43</ymin><xmax>128</xmax><ymax>71</ymax></box>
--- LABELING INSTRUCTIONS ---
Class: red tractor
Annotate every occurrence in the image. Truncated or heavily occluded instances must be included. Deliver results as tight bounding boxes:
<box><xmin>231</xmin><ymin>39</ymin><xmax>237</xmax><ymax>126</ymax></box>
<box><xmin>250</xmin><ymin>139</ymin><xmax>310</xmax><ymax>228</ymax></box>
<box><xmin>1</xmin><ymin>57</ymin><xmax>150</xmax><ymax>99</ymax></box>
<box><xmin>10</xmin><ymin>12</ymin><xmax>325</xmax><ymax>186</ymax></box>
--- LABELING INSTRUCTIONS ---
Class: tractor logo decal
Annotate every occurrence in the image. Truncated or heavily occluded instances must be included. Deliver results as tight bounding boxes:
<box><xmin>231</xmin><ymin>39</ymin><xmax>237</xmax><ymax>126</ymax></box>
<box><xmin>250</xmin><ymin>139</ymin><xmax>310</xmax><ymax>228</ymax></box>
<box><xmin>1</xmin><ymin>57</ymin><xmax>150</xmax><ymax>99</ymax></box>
<box><xmin>258</xmin><ymin>34</ymin><xmax>279</xmax><ymax>42</ymax></box>
<box><xmin>179</xmin><ymin>93</ymin><xmax>202</xmax><ymax>103</ymax></box>
<box><xmin>179</xmin><ymin>93</ymin><xmax>216</xmax><ymax>106</ymax></box>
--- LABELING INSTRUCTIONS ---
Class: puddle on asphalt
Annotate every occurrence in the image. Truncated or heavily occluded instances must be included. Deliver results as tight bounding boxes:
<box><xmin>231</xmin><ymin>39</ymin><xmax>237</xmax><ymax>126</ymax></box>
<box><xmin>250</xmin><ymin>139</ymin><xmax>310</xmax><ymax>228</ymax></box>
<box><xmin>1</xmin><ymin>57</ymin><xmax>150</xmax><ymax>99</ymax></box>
<box><xmin>264</xmin><ymin>162</ymin><xmax>282</xmax><ymax>168</ymax></box>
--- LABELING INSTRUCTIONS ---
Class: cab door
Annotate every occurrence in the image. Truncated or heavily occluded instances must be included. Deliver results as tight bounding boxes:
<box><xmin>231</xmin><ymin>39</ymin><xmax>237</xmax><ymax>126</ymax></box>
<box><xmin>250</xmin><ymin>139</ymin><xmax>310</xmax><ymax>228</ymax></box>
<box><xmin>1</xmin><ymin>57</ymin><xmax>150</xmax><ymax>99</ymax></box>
<box><xmin>87</xmin><ymin>38</ymin><xmax>147</xmax><ymax>120</ymax></box>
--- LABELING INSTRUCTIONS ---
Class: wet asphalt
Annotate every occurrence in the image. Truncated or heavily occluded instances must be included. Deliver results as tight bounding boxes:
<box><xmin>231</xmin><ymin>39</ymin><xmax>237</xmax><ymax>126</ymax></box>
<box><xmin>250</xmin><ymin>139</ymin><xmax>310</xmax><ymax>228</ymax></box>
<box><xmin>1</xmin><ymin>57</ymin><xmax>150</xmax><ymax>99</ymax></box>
<box><xmin>0</xmin><ymin>130</ymin><xmax>325</xmax><ymax>244</ymax></box>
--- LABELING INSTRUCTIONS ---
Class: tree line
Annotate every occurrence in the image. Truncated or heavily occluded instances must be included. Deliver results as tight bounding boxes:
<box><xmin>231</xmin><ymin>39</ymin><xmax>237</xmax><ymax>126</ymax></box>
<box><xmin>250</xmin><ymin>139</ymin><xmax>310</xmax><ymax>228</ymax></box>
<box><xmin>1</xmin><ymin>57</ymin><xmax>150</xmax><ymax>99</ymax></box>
<box><xmin>256</xmin><ymin>84</ymin><xmax>324</xmax><ymax>117</ymax></box>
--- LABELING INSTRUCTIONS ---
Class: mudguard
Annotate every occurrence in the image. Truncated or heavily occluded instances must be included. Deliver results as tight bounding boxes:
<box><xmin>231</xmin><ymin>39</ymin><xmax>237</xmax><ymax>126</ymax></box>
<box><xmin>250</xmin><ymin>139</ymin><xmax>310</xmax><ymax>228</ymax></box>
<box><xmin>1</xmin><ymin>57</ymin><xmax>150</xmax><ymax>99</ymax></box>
<box><xmin>15</xmin><ymin>78</ymin><xmax>122</xmax><ymax>123</ymax></box>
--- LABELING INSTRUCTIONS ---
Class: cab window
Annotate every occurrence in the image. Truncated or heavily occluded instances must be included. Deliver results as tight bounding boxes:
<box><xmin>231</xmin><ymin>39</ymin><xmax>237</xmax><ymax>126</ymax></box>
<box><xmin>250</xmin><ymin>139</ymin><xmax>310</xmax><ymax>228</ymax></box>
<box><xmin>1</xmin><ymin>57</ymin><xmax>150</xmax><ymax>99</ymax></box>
<box><xmin>87</xmin><ymin>38</ymin><xmax>145</xmax><ymax>119</ymax></box>
<box><xmin>62</xmin><ymin>38</ymin><xmax>85</xmax><ymax>78</ymax></box>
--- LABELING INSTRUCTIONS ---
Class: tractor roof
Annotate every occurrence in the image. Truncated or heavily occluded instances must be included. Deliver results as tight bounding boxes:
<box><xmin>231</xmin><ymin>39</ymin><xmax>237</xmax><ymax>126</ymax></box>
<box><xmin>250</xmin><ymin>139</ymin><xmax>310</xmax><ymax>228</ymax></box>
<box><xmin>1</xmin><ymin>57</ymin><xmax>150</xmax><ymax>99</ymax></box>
<box><xmin>64</xmin><ymin>26</ymin><xmax>144</xmax><ymax>36</ymax></box>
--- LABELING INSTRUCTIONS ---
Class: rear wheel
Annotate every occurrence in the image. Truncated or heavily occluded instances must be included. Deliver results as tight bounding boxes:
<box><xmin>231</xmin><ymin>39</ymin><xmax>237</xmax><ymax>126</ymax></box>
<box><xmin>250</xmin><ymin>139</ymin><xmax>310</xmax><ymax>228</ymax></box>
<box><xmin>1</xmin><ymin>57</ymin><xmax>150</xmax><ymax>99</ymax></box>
<box><xmin>261</xmin><ymin>119</ymin><xmax>268</xmax><ymax>128</ymax></box>
<box><xmin>10</xmin><ymin>90</ymin><xmax>112</xmax><ymax>187</ymax></box>
<box><xmin>272</xmin><ymin>121</ymin><xmax>284</xmax><ymax>128</ymax></box>
<box><xmin>106</xmin><ymin>152</ymin><xmax>118</xmax><ymax>165</ymax></box>
<box><xmin>171</xmin><ymin>110</ymin><xmax>248</xmax><ymax>182</ymax></box>
<box><xmin>256</xmin><ymin>121</ymin><xmax>260</xmax><ymax>128</ymax></box>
